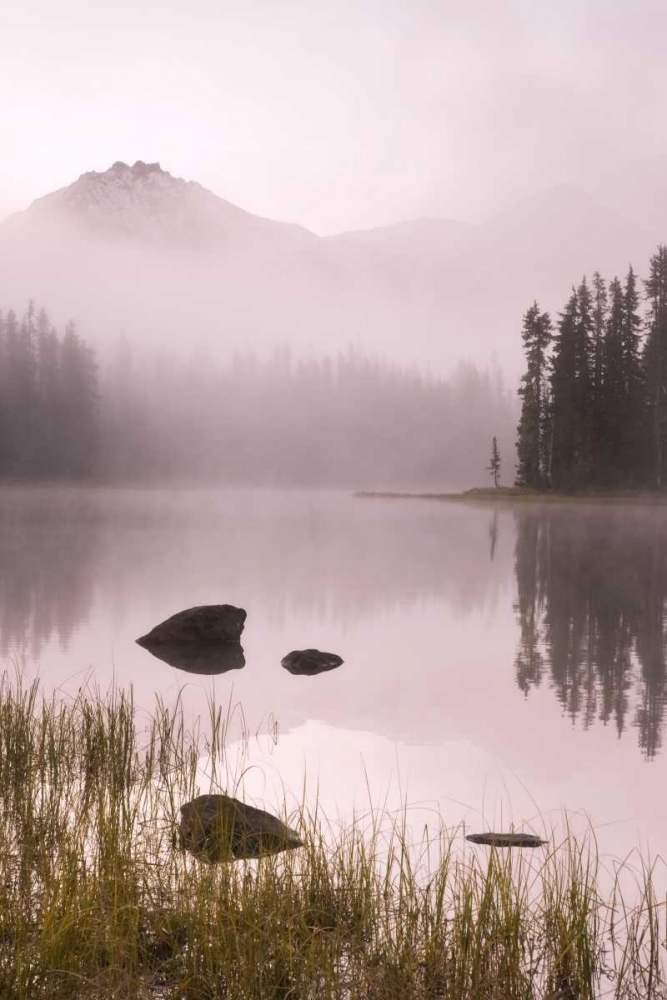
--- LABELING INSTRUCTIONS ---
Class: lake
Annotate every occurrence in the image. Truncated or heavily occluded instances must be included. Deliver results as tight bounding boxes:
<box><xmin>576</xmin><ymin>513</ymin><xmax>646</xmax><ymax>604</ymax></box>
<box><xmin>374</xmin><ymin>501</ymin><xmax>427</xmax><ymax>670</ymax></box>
<box><xmin>2</xmin><ymin>485</ymin><xmax>665</xmax><ymax>862</ymax></box>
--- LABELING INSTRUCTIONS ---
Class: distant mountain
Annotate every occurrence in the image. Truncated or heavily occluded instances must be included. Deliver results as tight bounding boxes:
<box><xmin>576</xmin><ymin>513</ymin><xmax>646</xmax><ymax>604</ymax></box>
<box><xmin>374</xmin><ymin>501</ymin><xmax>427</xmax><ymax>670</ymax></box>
<box><xmin>0</xmin><ymin>164</ymin><xmax>660</xmax><ymax>376</ymax></box>
<box><xmin>3</xmin><ymin>160</ymin><xmax>314</xmax><ymax>250</ymax></box>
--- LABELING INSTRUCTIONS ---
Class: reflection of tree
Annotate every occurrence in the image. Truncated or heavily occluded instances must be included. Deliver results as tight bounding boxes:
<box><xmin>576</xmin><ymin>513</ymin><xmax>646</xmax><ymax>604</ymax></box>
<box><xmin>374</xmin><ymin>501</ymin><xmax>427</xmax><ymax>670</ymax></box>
<box><xmin>488</xmin><ymin>511</ymin><xmax>499</xmax><ymax>562</ymax></box>
<box><xmin>0</xmin><ymin>488</ymin><xmax>510</xmax><ymax>674</ymax></box>
<box><xmin>0</xmin><ymin>492</ymin><xmax>98</xmax><ymax>662</ymax></box>
<box><xmin>513</xmin><ymin>508</ymin><xmax>667</xmax><ymax>758</ymax></box>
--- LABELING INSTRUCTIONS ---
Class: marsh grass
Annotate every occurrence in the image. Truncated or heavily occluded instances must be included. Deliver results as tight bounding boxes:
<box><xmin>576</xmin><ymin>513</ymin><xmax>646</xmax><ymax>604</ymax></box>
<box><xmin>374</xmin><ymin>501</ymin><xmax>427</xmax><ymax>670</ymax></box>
<box><xmin>0</xmin><ymin>673</ymin><xmax>665</xmax><ymax>999</ymax></box>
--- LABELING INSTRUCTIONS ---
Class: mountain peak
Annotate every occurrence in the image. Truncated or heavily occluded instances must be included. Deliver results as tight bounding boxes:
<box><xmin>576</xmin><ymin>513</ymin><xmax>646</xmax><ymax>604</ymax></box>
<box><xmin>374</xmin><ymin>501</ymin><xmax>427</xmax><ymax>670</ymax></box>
<box><xmin>8</xmin><ymin>161</ymin><xmax>315</xmax><ymax>249</ymax></box>
<box><xmin>110</xmin><ymin>160</ymin><xmax>162</xmax><ymax>175</ymax></box>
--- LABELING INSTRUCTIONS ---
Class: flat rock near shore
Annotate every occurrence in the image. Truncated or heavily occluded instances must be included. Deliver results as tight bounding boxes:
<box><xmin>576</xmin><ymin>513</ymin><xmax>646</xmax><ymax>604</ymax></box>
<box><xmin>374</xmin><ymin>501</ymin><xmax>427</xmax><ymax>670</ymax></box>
<box><xmin>466</xmin><ymin>832</ymin><xmax>547</xmax><ymax>848</ymax></box>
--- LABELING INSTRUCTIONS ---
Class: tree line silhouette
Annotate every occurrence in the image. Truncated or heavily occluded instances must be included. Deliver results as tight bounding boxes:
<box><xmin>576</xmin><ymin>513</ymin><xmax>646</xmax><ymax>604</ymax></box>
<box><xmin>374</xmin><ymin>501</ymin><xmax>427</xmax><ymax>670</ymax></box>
<box><xmin>0</xmin><ymin>303</ymin><xmax>98</xmax><ymax>478</ymax></box>
<box><xmin>0</xmin><ymin>303</ymin><xmax>515</xmax><ymax>486</ymax></box>
<box><xmin>516</xmin><ymin>244</ymin><xmax>667</xmax><ymax>490</ymax></box>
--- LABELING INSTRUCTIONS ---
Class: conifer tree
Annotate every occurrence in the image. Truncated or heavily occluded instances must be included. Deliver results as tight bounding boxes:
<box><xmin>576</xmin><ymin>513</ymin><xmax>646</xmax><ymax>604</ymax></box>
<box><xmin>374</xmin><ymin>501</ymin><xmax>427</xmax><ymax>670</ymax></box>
<box><xmin>35</xmin><ymin>308</ymin><xmax>61</xmax><ymax>476</ymax></box>
<box><xmin>601</xmin><ymin>276</ymin><xmax>625</xmax><ymax>483</ymax></box>
<box><xmin>574</xmin><ymin>277</ymin><xmax>594</xmax><ymax>482</ymax></box>
<box><xmin>549</xmin><ymin>291</ymin><xmax>579</xmax><ymax>489</ymax></box>
<box><xmin>487</xmin><ymin>435</ymin><xmax>501</xmax><ymax>487</ymax></box>
<box><xmin>590</xmin><ymin>272</ymin><xmax>607</xmax><ymax>482</ymax></box>
<box><xmin>59</xmin><ymin>321</ymin><xmax>99</xmax><ymax>477</ymax></box>
<box><xmin>3</xmin><ymin>309</ymin><xmax>23</xmax><ymax>473</ymax></box>
<box><xmin>620</xmin><ymin>266</ymin><xmax>645</xmax><ymax>481</ymax></box>
<box><xmin>644</xmin><ymin>245</ymin><xmax>667</xmax><ymax>487</ymax></box>
<box><xmin>515</xmin><ymin>302</ymin><xmax>551</xmax><ymax>487</ymax></box>
<box><xmin>0</xmin><ymin>311</ymin><xmax>6</xmax><ymax>473</ymax></box>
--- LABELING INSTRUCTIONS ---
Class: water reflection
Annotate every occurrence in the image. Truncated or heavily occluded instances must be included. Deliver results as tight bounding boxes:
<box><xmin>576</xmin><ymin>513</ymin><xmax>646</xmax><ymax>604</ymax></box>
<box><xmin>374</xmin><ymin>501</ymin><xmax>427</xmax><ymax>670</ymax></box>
<box><xmin>513</xmin><ymin>506</ymin><xmax>667</xmax><ymax>758</ymax></box>
<box><xmin>0</xmin><ymin>489</ymin><xmax>98</xmax><ymax>660</ymax></box>
<box><xmin>0</xmin><ymin>486</ymin><xmax>505</xmax><ymax>656</ymax></box>
<box><xmin>2</xmin><ymin>487</ymin><xmax>667</xmax><ymax>761</ymax></box>
<box><xmin>488</xmin><ymin>510</ymin><xmax>499</xmax><ymax>562</ymax></box>
<box><xmin>136</xmin><ymin>638</ymin><xmax>246</xmax><ymax>674</ymax></box>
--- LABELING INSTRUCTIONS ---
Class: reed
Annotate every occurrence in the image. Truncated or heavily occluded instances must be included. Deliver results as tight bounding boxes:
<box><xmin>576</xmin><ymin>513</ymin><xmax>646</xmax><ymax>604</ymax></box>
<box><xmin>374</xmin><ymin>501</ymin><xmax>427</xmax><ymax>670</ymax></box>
<box><xmin>0</xmin><ymin>672</ymin><xmax>664</xmax><ymax>999</ymax></box>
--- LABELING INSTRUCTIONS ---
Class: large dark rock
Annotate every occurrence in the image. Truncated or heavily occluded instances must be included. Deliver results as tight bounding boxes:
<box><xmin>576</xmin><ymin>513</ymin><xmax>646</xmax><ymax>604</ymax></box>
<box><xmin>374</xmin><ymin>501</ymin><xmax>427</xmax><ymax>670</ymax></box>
<box><xmin>466</xmin><ymin>832</ymin><xmax>546</xmax><ymax>848</ymax></box>
<box><xmin>178</xmin><ymin>794</ymin><xmax>303</xmax><ymax>862</ymax></box>
<box><xmin>136</xmin><ymin>638</ymin><xmax>245</xmax><ymax>675</ymax></box>
<box><xmin>137</xmin><ymin>604</ymin><xmax>246</xmax><ymax>647</ymax></box>
<box><xmin>281</xmin><ymin>649</ymin><xmax>343</xmax><ymax>676</ymax></box>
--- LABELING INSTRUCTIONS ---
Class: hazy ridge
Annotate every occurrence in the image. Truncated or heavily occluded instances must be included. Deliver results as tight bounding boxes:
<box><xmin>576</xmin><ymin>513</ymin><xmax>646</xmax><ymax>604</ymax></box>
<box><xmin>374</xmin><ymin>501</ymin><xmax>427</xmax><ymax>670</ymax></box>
<box><xmin>0</xmin><ymin>163</ymin><xmax>657</xmax><ymax>377</ymax></box>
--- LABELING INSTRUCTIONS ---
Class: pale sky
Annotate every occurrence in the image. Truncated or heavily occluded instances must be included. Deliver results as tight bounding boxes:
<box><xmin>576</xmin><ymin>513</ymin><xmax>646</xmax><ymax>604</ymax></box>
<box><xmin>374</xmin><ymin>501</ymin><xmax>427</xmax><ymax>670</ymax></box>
<box><xmin>1</xmin><ymin>0</ymin><xmax>666</xmax><ymax>235</ymax></box>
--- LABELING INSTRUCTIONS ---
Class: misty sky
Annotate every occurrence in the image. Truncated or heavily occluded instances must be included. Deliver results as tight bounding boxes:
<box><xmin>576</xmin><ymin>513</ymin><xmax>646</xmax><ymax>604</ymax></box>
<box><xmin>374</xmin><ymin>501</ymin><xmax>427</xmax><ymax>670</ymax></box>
<box><xmin>1</xmin><ymin>0</ymin><xmax>666</xmax><ymax>235</ymax></box>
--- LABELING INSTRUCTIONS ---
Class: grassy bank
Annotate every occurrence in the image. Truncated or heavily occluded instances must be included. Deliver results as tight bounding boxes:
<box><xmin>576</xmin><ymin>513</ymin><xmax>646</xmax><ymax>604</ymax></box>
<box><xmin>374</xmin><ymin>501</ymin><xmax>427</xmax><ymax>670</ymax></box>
<box><xmin>0</xmin><ymin>675</ymin><xmax>665</xmax><ymax>998</ymax></box>
<box><xmin>356</xmin><ymin>486</ymin><xmax>667</xmax><ymax>505</ymax></box>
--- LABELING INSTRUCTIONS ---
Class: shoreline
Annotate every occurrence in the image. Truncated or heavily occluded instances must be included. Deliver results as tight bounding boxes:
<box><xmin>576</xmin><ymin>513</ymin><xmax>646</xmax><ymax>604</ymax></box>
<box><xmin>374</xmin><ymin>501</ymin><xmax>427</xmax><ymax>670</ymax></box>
<box><xmin>355</xmin><ymin>486</ymin><xmax>667</xmax><ymax>505</ymax></box>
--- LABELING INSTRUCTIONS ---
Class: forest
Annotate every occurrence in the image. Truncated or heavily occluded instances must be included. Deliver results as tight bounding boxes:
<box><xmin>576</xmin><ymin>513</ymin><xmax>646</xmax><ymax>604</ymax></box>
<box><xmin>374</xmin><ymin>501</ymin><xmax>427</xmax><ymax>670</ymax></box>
<box><xmin>0</xmin><ymin>303</ymin><xmax>98</xmax><ymax>478</ymax></box>
<box><xmin>0</xmin><ymin>303</ymin><xmax>514</xmax><ymax>486</ymax></box>
<box><xmin>516</xmin><ymin>243</ymin><xmax>667</xmax><ymax>490</ymax></box>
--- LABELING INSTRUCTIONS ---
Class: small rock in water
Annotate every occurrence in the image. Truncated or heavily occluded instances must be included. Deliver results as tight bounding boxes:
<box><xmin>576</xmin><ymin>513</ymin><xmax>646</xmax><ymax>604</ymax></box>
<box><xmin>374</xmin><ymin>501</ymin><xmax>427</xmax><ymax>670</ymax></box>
<box><xmin>466</xmin><ymin>832</ymin><xmax>547</xmax><ymax>848</ymax></box>
<box><xmin>136</xmin><ymin>638</ymin><xmax>245</xmax><ymax>675</ymax></box>
<box><xmin>178</xmin><ymin>794</ymin><xmax>303</xmax><ymax>862</ymax></box>
<box><xmin>281</xmin><ymin>649</ymin><xmax>343</xmax><ymax>676</ymax></box>
<box><xmin>136</xmin><ymin>604</ymin><xmax>246</xmax><ymax>646</ymax></box>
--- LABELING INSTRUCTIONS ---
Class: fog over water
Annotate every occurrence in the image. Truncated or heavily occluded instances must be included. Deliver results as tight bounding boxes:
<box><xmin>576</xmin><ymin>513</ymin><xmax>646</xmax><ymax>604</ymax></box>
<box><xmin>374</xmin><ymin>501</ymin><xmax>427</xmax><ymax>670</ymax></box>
<box><xmin>2</xmin><ymin>487</ymin><xmax>667</xmax><ymax>862</ymax></box>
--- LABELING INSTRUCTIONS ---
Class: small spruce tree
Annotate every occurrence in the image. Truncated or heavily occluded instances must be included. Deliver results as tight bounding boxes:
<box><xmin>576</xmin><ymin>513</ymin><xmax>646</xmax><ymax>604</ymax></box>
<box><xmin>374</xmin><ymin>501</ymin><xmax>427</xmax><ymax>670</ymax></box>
<box><xmin>487</xmin><ymin>436</ymin><xmax>501</xmax><ymax>487</ymax></box>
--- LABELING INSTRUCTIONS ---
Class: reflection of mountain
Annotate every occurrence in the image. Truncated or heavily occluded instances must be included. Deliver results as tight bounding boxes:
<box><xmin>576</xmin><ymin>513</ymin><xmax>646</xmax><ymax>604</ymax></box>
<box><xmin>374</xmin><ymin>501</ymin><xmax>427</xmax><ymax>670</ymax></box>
<box><xmin>513</xmin><ymin>507</ymin><xmax>667</xmax><ymax>758</ymax></box>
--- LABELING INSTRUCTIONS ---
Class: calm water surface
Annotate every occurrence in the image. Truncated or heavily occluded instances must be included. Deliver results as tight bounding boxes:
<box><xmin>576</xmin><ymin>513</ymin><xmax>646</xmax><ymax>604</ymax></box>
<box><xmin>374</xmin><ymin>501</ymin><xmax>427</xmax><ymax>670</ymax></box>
<box><xmin>2</xmin><ymin>486</ymin><xmax>666</xmax><ymax>860</ymax></box>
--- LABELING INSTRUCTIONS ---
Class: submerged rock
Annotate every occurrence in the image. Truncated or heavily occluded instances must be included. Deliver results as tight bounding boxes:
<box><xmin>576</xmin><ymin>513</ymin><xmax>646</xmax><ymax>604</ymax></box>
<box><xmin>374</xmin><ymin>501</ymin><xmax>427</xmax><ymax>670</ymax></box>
<box><xmin>137</xmin><ymin>604</ymin><xmax>246</xmax><ymax>647</ymax></box>
<box><xmin>136</xmin><ymin>637</ymin><xmax>245</xmax><ymax>675</ymax></box>
<box><xmin>466</xmin><ymin>832</ymin><xmax>546</xmax><ymax>848</ymax></box>
<box><xmin>178</xmin><ymin>794</ymin><xmax>303</xmax><ymax>862</ymax></box>
<box><xmin>281</xmin><ymin>649</ymin><xmax>343</xmax><ymax>676</ymax></box>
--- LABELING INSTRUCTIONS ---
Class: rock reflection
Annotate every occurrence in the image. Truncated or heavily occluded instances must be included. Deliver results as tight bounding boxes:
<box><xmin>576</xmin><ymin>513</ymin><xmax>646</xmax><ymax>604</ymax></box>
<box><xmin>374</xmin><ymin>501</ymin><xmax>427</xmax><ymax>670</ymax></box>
<box><xmin>514</xmin><ymin>507</ymin><xmax>667</xmax><ymax>758</ymax></box>
<box><xmin>135</xmin><ymin>638</ymin><xmax>245</xmax><ymax>675</ymax></box>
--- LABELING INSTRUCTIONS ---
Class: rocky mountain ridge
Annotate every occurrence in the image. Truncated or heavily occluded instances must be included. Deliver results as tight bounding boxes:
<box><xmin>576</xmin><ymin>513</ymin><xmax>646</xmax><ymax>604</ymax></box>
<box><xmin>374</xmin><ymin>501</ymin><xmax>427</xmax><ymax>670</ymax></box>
<box><xmin>5</xmin><ymin>160</ymin><xmax>314</xmax><ymax>249</ymax></box>
<box><xmin>0</xmin><ymin>162</ymin><xmax>659</xmax><ymax>375</ymax></box>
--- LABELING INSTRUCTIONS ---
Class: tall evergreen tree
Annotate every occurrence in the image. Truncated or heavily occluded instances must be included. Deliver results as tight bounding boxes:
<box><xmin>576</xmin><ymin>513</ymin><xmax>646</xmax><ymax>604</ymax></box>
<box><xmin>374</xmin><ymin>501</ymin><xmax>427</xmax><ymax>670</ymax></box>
<box><xmin>59</xmin><ymin>321</ymin><xmax>99</xmax><ymax>477</ymax></box>
<box><xmin>600</xmin><ymin>277</ymin><xmax>625</xmax><ymax>483</ymax></box>
<box><xmin>0</xmin><ymin>311</ymin><xmax>6</xmax><ymax>472</ymax></box>
<box><xmin>644</xmin><ymin>245</ymin><xmax>667</xmax><ymax>487</ymax></box>
<box><xmin>3</xmin><ymin>309</ymin><xmax>24</xmax><ymax>474</ymax></box>
<box><xmin>35</xmin><ymin>308</ymin><xmax>61</xmax><ymax>476</ymax></box>
<box><xmin>574</xmin><ymin>277</ymin><xmax>594</xmax><ymax>482</ymax></box>
<box><xmin>515</xmin><ymin>302</ymin><xmax>552</xmax><ymax>487</ymax></box>
<box><xmin>590</xmin><ymin>272</ymin><xmax>607</xmax><ymax>482</ymax></box>
<box><xmin>549</xmin><ymin>291</ymin><xmax>579</xmax><ymax>489</ymax></box>
<box><xmin>621</xmin><ymin>266</ymin><xmax>645</xmax><ymax>481</ymax></box>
